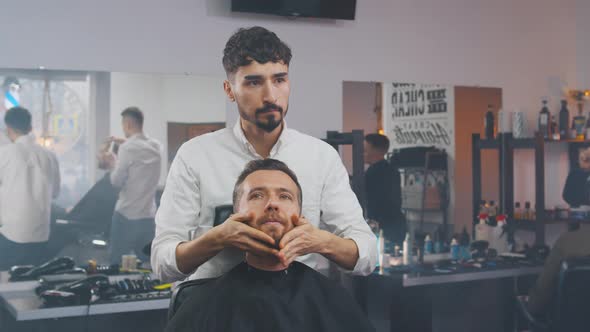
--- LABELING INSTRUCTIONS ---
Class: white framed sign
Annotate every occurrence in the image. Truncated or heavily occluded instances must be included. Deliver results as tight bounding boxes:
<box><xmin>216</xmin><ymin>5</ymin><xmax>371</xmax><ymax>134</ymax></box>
<box><xmin>383</xmin><ymin>83</ymin><xmax>454</xmax><ymax>152</ymax></box>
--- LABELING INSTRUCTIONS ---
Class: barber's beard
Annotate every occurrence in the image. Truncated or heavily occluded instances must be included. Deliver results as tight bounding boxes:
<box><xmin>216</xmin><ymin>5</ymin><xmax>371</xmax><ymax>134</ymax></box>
<box><xmin>239</xmin><ymin>103</ymin><xmax>287</xmax><ymax>133</ymax></box>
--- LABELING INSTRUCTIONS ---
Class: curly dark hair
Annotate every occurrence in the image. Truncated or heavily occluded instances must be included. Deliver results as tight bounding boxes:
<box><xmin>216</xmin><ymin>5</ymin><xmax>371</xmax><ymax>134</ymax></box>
<box><xmin>222</xmin><ymin>26</ymin><xmax>292</xmax><ymax>77</ymax></box>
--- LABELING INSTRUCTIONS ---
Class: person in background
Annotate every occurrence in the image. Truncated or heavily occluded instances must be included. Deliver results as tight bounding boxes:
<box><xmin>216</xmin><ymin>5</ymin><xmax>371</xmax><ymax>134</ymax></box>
<box><xmin>527</xmin><ymin>226</ymin><xmax>590</xmax><ymax>315</ymax></box>
<box><xmin>152</xmin><ymin>26</ymin><xmax>377</xmax><ymax>282</ymax></box>
<box><xmin>103</xmin><ymin>107</ymin><xmax>162</xmax><ymax>265</ymax></box>
<box><xmin>364</xmin><ymin>133</ymin><xmax>405</xmax><ymax>244</ymax></box>
<box><xmin>0</xmin><ymin>107</ymin><xmax>60</xmax><ymax>269</ymax></box>
<box><xmin>562</xmin><ymin>147</ymin><xmax>590</xmax><ymax>207</ymax></box>
<box><xmin>165</xmin><ymin>159</ymin><xmax>374</xmax><ymax>332</ymax></box>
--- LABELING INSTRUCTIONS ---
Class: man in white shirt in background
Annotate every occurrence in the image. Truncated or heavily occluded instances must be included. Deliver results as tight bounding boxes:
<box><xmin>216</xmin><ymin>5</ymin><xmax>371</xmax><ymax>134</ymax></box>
<box><xmin>152</xmin><ymin>26</ymin><xmax>377</xmax><ymax>282</ymax></box>
<box><xmin>0</xmin><ymin>107</ymin><xmax>60</xmax><ymax>270</ymax></box>
<box><xmin>103</xmin><ymin>107</ymin><xmax>162</xmax><ymax>265</ymax></box>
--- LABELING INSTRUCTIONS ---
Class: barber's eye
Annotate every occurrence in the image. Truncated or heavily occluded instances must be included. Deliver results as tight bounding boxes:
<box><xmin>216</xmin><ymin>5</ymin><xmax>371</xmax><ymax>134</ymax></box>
<box><xmin>246</xmin><ymin>80</ymin><xmax>260</xmax><ymax>86</ymax></box>
<box><xmin>280</xmin><ymin>194</ymin><xmax>292</xmax><ymax>200</ymax></box>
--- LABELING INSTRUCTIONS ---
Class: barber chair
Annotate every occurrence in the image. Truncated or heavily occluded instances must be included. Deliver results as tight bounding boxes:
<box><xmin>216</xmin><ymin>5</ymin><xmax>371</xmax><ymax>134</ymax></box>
<box><xmin>516</xmin><ymin>256</ymin><xmax>590</xmax><ymax>332</ymax></box>
<box><xmin>168</xmin><ymin>205</ymin><xmax>234</xmax><ymax>320</ymax></box>
<box><xmin>167</xmin><ymin>277</ymin><xmax>217</xmax><ymax>321</ymax></box>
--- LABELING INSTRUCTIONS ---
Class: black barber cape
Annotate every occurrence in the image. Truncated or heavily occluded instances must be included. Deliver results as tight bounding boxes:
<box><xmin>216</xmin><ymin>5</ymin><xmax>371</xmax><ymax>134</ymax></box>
<box><xmin>165</xmin><ymin>261</ymin><xmax>374</xmax><ymax>332</ymax></box>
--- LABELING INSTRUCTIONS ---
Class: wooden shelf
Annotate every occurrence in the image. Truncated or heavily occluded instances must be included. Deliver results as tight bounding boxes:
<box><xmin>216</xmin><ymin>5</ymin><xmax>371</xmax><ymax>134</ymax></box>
<box><xmin>512</xmin><ymin>218</ymin><xmax>590</xmax><ymax>232</ymax></box>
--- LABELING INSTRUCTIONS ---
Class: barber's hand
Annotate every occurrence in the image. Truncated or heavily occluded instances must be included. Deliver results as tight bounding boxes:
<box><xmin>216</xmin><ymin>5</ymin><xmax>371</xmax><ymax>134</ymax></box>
<box><xmin>110</xmin><ymin>136</ymin><xmax>126</xmax><ymax>145</ymax></box>
<box><xmin>278</xmin><ymin>215</ymin><xmax>330</xmax><ymax>267</ymax></box>
<box><xmin>217</xmin><ymin>212</ymin><xmax>279</xmax><ymax>257</ymax></box>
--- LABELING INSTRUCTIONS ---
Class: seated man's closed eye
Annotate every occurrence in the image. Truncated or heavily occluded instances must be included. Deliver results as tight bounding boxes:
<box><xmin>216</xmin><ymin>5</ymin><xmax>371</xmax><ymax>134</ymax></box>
<box><xmin>165</xmin><ymin>159</ymin><xmax>374</xmax><ymax>332</ymax></box>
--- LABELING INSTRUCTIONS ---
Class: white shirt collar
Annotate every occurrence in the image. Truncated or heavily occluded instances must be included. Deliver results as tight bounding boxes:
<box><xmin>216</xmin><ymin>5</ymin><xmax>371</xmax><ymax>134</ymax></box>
<box><xmin>14</xmin><ymin>133</ymin><xmax>36</xmax><ymax>145</ymax></box>
<box><xmin>232</xmin><ymin>119</ymin><xmax>289</xmax><ymax>158</ymax></box>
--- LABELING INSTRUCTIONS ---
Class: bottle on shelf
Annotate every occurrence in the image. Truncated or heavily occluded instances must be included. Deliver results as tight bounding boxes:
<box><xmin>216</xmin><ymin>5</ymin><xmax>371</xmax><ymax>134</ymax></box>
<box><xmin>538</xmin><ymin>99</ymin><xmax>551</xmax><ymax>139</ymax></box>
<box><xmin>514</xmin><ymin>202</ymin><xmax>522</xmax><ymax>219</ymax></box>
<box><xmin>586</xmin><ymin>112</ymin><xmax>590</xmax><ymax>140</ymax></box>
<box><xmin>559</xmin><ymin>99</ymin><xmax>570</xmax><ymax>140</ymax></box>
<box><xmin>460</xmin><ymin>227</ymin><xmax>471</xmax><ymax>260</ymax></box>
<box><xmin>402</xmin><ymin>232</ymin><xmax>411</xmax><ymax>265</ymax></box>
<box><xmin>488</xmin><ymin>200</ymin><xmax>497</xmax><ymax>219</ymax></box>
<box><xmin>551</xmin><ymin>115</ymin><xmax>559</xmax><ymax>140</ymax></box>
<box><xmin>572</xmin><ymin>104</ymin><xmax>586</xmax><ymax>140</ymax></box>
<box><xmin>450</xmin><ymin>238</ymin><xmax>460</xmax><ymax>261</ymax></box>
<box><xmin>433</xmin><ymin>227</ymin><xmax>442</xmax><ymax>254</ymax></box>
<box><xmin>475</xmin><ymin>214</ymin><xmax>491</xmax><ymax>242</ymax></box>
<box><xmin>484</xmin><ymin>104</ymin><xmax>495</xmax><ymax>139</ymax></box>
<box><xmin>424</xmin><ymin>234</ymin><xmax>433</xmax><ymax>255</ymax></box>
<box><xmin>491</xmin><ymin>215</ymin><xmax>510</xmax><ymax>253</ymax></box>
<box><xmin>524</xmin><ymin>201</ymin><xmax>532</xmax><ymax>220</ymax></box>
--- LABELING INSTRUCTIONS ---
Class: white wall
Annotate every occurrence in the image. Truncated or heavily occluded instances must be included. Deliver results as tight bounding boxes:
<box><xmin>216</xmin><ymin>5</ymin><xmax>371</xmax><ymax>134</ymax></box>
<box><xmin>0</xmin><ymin>0</ymin><xmax>580</xmax><ymax>140</ymax></box>
<box><xmin>110</xmin><ymin>72</ymin><xmax>225</xmax><ymax>184</ymax></box>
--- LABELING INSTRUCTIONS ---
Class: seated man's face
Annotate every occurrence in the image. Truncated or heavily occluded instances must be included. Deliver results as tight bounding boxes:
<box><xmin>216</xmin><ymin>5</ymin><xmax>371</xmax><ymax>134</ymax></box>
<box><xmin>236</xmin><ymin>170</ymin><xmax>300</xmax><ymax>246</ymax></box>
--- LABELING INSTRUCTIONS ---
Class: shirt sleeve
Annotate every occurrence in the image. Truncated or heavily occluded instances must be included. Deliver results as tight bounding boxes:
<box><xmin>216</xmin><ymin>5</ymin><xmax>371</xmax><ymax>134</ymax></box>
<box><xmin>320</xmin><ymin>147</ymin><xmax>377</xmax><ymax>276</ymax></box>
<box><xmin>364</xmin><ymin>166</ymin><xmax>379</xmax><ymax>221</ymax></box>
<box><xmin>109</xmin><ymin>145</ymin><xmax>131</xmax><ymax>189</ymax></box>
<box><xmin>151</xmin><ymin>144</ymin><xmax>201</xmax><ymax>282</ymax></box>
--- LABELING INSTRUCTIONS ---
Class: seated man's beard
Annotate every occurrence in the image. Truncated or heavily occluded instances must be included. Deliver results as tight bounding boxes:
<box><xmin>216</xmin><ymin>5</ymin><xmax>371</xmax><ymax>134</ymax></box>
<box><xmin>255</xmin><ymin>104</ymin><xmax>284</xmax><ymax>133</ymax></box>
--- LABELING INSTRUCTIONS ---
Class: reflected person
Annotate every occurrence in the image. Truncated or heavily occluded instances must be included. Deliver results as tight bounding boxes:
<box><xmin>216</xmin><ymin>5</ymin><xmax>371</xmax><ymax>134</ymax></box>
<box><xmin>102</xmin><ymin>107</ymin><xmax>162</xmax><ymax>265</ymax></box>
<box><xmin>0</xmin><ymin>107</ymin><xmax>60</xmax><ymax>269</ymax></box>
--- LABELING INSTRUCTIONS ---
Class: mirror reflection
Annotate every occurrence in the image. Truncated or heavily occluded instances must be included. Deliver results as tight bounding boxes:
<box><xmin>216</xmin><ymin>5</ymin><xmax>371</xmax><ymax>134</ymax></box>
<box><xmin>0</xmin><ymin>69</ymin><xmax>226</xmax><ymax>269</ymax></box>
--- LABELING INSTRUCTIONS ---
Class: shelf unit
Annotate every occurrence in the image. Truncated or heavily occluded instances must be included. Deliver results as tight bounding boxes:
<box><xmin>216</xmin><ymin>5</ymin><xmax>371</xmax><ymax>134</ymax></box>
<box><xmin>472</xmin><ymin>132</ymin><xmax>590</xmax><ymax>245</ymax></box>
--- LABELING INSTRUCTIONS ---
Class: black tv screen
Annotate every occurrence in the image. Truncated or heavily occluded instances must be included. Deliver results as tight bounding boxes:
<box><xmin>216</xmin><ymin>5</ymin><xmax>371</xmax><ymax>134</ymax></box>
<box><xmin>231</xmin><ymin>0</ymin><xmax>357</xmax><ymax>20</ymax></box>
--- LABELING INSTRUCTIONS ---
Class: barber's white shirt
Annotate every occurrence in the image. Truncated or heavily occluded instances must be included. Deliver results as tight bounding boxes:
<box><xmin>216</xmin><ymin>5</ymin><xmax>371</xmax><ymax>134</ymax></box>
<box><xmin>0</xmin><ymin>134</ymin><xmax>60</xmax><ymax>243</ymax></box>
<box><xmin>152</xmin><ymin>121</ymin><xmax>377</xmax><ymax>282</ymax></box>
<box><xmin>110</xmin><ymin>133</ymin><xmax>162</xmax><ymax>220</ymax></box>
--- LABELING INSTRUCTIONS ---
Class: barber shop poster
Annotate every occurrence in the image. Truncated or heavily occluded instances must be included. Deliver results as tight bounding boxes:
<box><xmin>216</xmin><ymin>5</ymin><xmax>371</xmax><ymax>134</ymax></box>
<box><xmin>383</xmin><ymin>83</ymin><xmax>455</xmax><ymax>153</ymax></box>
<box><xmin>383</xmin><ymin>83</ymin><xmax>456</xmax><ymax>225</ymax></box>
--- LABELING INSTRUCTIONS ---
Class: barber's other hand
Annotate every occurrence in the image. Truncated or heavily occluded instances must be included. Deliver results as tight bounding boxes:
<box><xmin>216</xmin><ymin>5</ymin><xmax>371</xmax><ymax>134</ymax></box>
<box><xmin>109</xmin><ymin>136</ymin><xmax>126</xmax><ymax>145</ymax></box>
<box><xmin>278</xmin><ymin>215</ymin><xmax>329</xmax><ymax>267</ymax></box>
<box><xmin>217</xmin><ymin>212</ymin><xmax>279</xmax><ymax>257</ymax></box>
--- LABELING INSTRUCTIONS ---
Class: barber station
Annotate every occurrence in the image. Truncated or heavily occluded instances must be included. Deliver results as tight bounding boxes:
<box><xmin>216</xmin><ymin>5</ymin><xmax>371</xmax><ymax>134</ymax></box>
<box><xmin>2</xmin><ymin>1</ymin><xmax>590</xmax><ymax>332</ymax></box>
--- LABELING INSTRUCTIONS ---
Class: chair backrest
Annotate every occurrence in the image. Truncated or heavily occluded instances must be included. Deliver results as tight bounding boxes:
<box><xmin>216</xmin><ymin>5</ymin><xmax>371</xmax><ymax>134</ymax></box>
<box><xmin>214</xmin><ymin>205</ymin><xmax>234</xmax><ymax>227</ymax></box>
<box><xmin>553</xmin><ymin>256</ymin><xmax>590</xmax><ymax>331</ymax></box>
<box><xmin>167</xmin><ymin>278</ymin><xmax>218</xmax><ymax>321</ymax></box>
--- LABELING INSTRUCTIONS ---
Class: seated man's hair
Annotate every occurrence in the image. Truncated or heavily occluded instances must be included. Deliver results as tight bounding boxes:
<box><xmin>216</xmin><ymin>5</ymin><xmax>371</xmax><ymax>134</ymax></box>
<box><xmin>233</xmin><ymin>159</ymin><xmax>302</xmax><ymax>212</ymax></box>
<box><xmin>4</xmin><ymin>106</ymin><xmax>32</xmax><ymax>134</ymax></box>
<box><xmin>121</xmin><ymin>106</ymin><xmax>144</xmax><ymax>128</ymax></box>
<box><xmin>365</xmin><ymin>133</ymin><xmax>390</xmax><ymax>152</ymax></box>
<box><xmin>222</xmin><ymin>26</ymin><xmax>292</xmax><ymax>77</ymax></box>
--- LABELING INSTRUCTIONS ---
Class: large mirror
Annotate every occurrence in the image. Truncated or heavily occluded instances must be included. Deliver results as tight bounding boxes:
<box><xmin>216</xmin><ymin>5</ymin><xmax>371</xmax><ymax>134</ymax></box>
<box><xmin>0</xmin><ymin>69</ymin><xmax>226</xmax><ymax>266</ymax></box>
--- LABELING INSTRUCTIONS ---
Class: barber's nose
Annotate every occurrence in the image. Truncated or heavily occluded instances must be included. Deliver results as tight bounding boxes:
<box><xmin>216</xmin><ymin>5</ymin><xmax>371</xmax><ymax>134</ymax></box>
<box><xmin>262</xmin><ymin>81</ymin><xmax>278</xmax><ymax>104</ymax></box>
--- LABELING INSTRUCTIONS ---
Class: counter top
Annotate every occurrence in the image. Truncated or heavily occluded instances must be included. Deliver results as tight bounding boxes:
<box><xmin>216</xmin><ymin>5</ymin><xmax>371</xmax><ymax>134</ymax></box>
<box><xmin>1</xmin><ymin>289</ymin><xmax>170</xmax><ymax>321</ymax></box>
<box><xmin>0</xmin><ymin>270</ymin><xmax>170</xmax><ymax>321</ymax></box>
<box><xmin>377</xmin><ymin>259</ymin><xmax>544</xmax><ymax>287</ymax></box>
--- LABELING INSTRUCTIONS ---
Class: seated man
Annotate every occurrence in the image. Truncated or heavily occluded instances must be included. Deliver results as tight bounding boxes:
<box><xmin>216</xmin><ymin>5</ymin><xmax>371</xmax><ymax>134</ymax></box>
<box><xmin>527</xmin><ymin>227</ymin><xmax>590</xmax><ymax>315</ymax></box>
<box><xmin>165</xmin><ymin>159</ymin><xmax>374</xmax><ymax>332</ymax></box>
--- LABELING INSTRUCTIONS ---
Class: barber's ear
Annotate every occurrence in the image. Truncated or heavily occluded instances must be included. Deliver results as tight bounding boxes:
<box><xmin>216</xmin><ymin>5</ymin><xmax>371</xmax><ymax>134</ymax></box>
<box><xmin>223</xmin><ymin>80</ymin><xmax>235</xmax><ymax>102</ymax></box>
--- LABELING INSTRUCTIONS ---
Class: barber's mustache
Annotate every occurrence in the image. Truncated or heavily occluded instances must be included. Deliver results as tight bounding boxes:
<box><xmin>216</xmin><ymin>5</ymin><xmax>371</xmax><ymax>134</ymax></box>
<box><xmin>256</xmin><ymin>103</ymin><xmax>283</xmax><ymax>116</ymax></box>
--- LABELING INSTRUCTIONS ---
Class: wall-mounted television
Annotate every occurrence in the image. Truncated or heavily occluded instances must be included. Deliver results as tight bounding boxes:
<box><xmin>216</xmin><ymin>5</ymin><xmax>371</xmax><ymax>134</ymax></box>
<box><xmin>231</xmin><ymin>0</ymin><xmax>357</xmax><ymax>20</ymax></box>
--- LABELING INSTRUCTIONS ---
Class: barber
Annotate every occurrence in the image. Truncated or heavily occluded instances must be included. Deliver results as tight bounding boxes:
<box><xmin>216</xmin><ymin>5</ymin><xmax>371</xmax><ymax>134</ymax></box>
<box><xmin>102</xmin><ymin>107</ymin><xmax>162</xmax><ymax>265</ymax></box>
<box><xmin>563</xmin><ymin>147</ymin><xmax>590</xmax><ymax>207</ymax></box>
<box><xmin>151</xmin><ymin>26</ymin><xmax>377</xmax><ymax>281</ymax></box>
